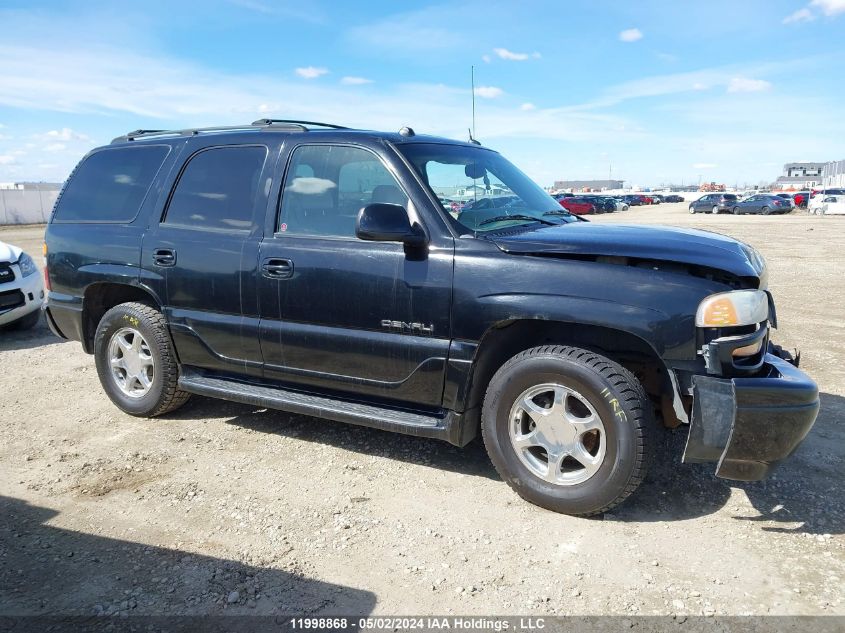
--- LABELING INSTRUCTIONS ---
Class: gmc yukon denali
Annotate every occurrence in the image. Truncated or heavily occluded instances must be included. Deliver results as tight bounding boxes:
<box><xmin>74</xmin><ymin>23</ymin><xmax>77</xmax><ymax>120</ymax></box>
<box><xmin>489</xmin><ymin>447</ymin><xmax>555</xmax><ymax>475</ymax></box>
<box><xmin>43</xmin><ymin>120</ymin><xmax>819</xmax><ymax>516</ymax></box>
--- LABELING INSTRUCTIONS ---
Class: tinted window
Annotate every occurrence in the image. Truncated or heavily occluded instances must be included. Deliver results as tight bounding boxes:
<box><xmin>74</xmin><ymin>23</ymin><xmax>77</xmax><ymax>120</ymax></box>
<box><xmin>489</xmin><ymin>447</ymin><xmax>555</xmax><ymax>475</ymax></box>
<box><xmin>53</xmin><ymin>145</ymin><xmax>170</xmax><ymax>222</ymax></box>
<box><xmin>723</xmin><ymin>194</ymin><xmax>737</xmax><ymax>200</ymax></box>
<box><xmin>279</xmin><ymin>145</ymin><xmax>408</xmax><ymax>238</ymax></box>
<box><xmin>164</xmin><ymin>146</ymin><xmax>266</xmax><ymax>231</ymax></box>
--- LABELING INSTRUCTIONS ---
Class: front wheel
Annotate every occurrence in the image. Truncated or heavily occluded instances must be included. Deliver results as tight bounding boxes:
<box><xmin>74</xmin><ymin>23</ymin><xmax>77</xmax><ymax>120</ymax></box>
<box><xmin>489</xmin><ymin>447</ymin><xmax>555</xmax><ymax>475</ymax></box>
<box><xmin>762</xmin><ymin>206</ymin><xmax>771</xmax><ymax>215</ymax></box>
<box><xmin>689</xmin><ymin>205</ymin><xmax>696</xmax><ymax>214</ymax></box>
<box><xmin>94</xmin><ymin>302</ymin><xmax>190</xmax><ymax>417</ymax></box>
<box><xmin>481</xmin><ymin>346</ymin><xmax>654</xmax><ymax>516</ymax></box>
<box><xmin>733</xmin><ymin>206</ymin><xmax>741</xmax><ymax>215</ymax></box>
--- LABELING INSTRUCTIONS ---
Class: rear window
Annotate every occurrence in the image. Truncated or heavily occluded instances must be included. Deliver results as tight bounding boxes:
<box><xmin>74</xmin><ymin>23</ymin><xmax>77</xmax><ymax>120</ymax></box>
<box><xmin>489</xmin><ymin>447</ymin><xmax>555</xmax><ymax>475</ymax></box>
<box><xmin>53</xmin><ymin>145</ymin><xmax>170</xmax><ymax>223</ymax></box>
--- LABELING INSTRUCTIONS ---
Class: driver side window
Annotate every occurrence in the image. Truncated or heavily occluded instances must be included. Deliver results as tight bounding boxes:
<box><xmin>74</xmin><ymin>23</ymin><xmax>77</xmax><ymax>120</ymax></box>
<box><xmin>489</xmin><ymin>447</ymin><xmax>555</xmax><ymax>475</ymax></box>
<box><xmin>278</xmin><ymin>145</ymin><xmax>409</xmax><ymax>238</ymax></box>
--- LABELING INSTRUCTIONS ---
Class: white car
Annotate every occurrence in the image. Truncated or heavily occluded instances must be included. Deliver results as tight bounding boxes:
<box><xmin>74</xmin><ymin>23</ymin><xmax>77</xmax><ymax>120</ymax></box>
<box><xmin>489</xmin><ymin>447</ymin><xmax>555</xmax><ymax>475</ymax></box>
<box><xmin>609</xmin><ymin>197</ymin><xmax>629</xmax><ymax>211</ymax></box>
<box><xmin>0</xmin><ymin>240</ymin><xmax>45</xmax><ymax>330</ymax></box>
<box><xmin>811</xmin><ymin>195</ymin><xmax>845</xmax><ymax>215</ymax></box>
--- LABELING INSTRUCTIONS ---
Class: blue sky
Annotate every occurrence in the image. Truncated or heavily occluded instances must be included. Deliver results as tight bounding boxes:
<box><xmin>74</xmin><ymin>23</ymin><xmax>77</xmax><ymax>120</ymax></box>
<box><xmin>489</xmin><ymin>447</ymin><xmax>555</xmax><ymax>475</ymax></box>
<box><xmin>1</xmin><ymin>0</ymin><xmax>844</xmax><ymax>188</ymax></box>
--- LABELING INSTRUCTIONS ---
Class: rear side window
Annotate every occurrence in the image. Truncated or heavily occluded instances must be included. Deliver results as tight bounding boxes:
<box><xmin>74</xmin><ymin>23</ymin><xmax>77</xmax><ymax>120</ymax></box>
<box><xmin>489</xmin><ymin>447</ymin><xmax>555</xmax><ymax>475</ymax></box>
<box><xmin>723</xmin><ymin>194</ymin><xmax>737</xmax><ymax>200</ymax></box>
<box><xmin>53</xmin><ymin>145</ymin><xmax>170</xmax><ymax>223</ymax></box>
<box><xmin>164</xmin><ymin>146</ymin><xmax>267</xmax><ymax>231</ymax></box>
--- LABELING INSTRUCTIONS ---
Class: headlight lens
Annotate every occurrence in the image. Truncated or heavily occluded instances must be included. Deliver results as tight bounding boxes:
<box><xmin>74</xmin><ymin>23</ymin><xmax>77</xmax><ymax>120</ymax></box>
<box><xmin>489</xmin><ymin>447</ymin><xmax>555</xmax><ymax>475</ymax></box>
<box><xmin>17</xmin><ymin>252</ymin><xmax>38</xmax><ymax>277</ymax></box>
<box><xmin>696</xmin><ymin>290</ymin><xmax>769</xmax><ymax>327</ymax></box>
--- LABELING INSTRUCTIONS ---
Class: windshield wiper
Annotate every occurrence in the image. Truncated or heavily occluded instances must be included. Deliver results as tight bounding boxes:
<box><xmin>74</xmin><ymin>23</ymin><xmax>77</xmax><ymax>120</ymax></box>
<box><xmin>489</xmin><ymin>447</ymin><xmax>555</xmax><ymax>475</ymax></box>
<box><xmin>542</xmin><ymin>210</ymin><xmax>573</xmax><ymax>217</ymax></box>
<box><xmin>478</xmin><ymin>214</ymin><xmax>559</xmax><ymax>227</ymax></box>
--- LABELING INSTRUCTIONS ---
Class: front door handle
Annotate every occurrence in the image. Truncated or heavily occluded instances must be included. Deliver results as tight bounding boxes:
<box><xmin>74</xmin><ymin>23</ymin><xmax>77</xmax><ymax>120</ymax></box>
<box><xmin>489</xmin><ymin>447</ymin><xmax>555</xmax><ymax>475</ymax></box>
<box><xmin>262</xmin><ymin>258</ymin><xmax>294</xmax><ymax>279</ymax></box>
<box><xmin>153</xmin><ymin>248</ymin><xmax>176</xmax><ymax>267</ymax></box>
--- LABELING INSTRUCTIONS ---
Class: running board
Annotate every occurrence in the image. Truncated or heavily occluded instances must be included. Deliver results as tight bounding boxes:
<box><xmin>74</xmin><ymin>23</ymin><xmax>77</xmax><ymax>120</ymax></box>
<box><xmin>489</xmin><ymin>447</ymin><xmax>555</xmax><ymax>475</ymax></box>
<box><xmin>177</xmin><ymin>371</ymin><xmax>475</xmax><ymax>446</ymax></box>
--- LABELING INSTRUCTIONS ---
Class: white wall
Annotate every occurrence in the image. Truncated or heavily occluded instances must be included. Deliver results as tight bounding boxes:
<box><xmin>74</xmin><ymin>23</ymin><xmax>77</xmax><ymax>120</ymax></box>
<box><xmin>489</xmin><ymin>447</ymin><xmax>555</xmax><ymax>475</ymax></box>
<box><xmin>0</xmin><ymin>189</ymin><xmax>59</xmax><ymax>224</ymax></box>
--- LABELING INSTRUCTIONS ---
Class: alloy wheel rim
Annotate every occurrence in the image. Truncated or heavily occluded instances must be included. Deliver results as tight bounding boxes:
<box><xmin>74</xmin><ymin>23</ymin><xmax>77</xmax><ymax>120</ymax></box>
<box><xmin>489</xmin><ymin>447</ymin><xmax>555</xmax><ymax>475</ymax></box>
<box><xmin>508</xmin><ymin>383</ymin><xmax>607</xmax><ymax>486</ymax></box>
<box><xmin>108</xmin><ymin>327</ymin><xmax>155</xmax><ymax>398</ymax></box>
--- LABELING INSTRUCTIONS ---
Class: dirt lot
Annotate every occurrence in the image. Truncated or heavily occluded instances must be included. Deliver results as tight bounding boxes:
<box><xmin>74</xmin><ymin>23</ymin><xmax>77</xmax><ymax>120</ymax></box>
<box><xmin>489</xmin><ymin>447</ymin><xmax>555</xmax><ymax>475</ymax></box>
<box><xmin>1</xmin><ymin>203</ymin><xmax>843</xmax><ymax>618</ymax></box>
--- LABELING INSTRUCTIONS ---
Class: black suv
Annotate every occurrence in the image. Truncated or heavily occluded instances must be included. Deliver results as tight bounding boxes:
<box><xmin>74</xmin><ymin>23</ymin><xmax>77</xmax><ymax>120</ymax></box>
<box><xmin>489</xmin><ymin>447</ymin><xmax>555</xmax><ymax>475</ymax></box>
<box><xmin>43</xmin><ymin>120</ymin><xmax>818</xmax><ymax>516</ymax></box>
<box><xmin>689</xmin><ymin>193</ymin><xmax>739</xmax><ymax>214</ymax></box>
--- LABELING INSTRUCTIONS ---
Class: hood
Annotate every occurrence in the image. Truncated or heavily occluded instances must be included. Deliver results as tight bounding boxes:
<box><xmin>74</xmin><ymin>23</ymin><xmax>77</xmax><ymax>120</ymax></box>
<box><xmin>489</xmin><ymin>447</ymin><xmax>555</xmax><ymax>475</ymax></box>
<box><xmin>0</xmin><ymin>240</ymin><xmax>23</xmax><ymax>264</ymax></box>
<box><xmin>491</xmin><ymin>223</ymin><xmax>765</xmax><ymax>285</ymax></box>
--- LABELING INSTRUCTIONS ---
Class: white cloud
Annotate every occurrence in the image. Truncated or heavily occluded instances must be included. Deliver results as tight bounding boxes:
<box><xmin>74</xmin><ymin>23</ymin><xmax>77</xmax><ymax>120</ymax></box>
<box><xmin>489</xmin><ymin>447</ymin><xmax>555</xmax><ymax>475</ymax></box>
<box><xmin>812</xmin><ymin>0</ymin><xmax>845</xmax><ymax>16</ymax></box>
<box><xmin>475</xmin><ymin>86</ymin><xmax>503</xmax><ymax>99</ymax></box>
<box><xmin>295</xmin><ymin>66</ymin><xmax>328</xmax><ymax>79</ymax></box>
<box><xmin>619</xmin><ymin>28</ymin><xmax>643</xmax><ymax>42</ymax></box>
<box><xmin>0</xmin><ymin>154</ymin><xmax>17</xmax><ymax>165</ymax></box>
<box><xmin>727</xmin><ymin>77</ymin><xmax>772</xmax><ymax>93</ymax></box>
<box><xmin>693</xmin><ymin>163</ymin><xmax>718</xmax><ymax>169</ymax></box>
<box><xmin>481</xmin><ymin>54</ymin><xmax>491</xmax><ymax>63</ymax></box>
<box><xmin>40</xmin><ymin>127</ymin><xmax>90</xmax><ymax>142</ymax></box>
<box><xmin>493</xmin><ymin>48</ymin><xmax>541</xmax><ymax>61</ymax></box>
<box><xmin>341</xmin><ymin>76</ymin><xmax>373</xmax><ymax>85</ymax></box>
<box><xmin>783</xmin><ymin>7</ymin><xmax>815</xmax><ymax>23</ymax></box>
<box><xmin>44</xmin><ymin>143</ymin><xmax>66</xmax><ymax>152</ymax></box>
<box><xmin>520</xmin><ymin>103</ymin><xmax>536</xmax><ymax>111</ymax></box>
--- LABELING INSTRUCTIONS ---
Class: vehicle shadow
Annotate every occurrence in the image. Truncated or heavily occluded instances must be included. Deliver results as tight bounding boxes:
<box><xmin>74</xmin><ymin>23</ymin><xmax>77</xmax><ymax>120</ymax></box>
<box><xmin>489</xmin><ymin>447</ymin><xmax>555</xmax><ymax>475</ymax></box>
<box><xmin>0</xmin><ymin>315</ymin><xmax>68</xmax><ymax>352</ymax></box>
<box><xmin>613</xmin><ymin>392</ymin><xmax>845</xmax><ymax>534</ymax></box>
<box><xmin>171</xmin><ymin>395</ymin><xmax>500</xmax><ymax>481</ymax></box>
<box><xmin>0</xmin><ymin>495</ymin><xmax>376</xmax><ymax>622</ymax></box>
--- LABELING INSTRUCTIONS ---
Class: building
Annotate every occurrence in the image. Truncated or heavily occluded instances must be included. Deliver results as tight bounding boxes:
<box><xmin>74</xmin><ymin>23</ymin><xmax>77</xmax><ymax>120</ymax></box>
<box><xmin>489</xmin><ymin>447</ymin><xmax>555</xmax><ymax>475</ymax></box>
<box><xmin>773</xmin><ymin>162</ymin><xmax>825</xmax><ymax>190</ymax></box>
<box><xmin>553</xmin><ymin>179</ymin><xmax>624</xmax><ymax>192</ymax></box>
<box><xmin>822</xmin><ymin>160</ymin><xmax>845</xmax><ymax>188</ymax></box>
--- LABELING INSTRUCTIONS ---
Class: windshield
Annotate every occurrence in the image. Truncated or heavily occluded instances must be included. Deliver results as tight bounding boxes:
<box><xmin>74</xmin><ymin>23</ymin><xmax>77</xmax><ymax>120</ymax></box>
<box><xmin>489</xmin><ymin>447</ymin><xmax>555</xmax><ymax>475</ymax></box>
<box><xmin>397</xmin><ymin>143</ymin><xmax>574</xmax><ymax>232</ymax></box>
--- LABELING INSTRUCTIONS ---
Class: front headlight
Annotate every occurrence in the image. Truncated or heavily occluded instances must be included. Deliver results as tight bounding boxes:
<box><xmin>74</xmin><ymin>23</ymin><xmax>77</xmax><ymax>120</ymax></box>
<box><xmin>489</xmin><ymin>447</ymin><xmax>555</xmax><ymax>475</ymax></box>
<box><xmin>696</xmin><ymin>290</ymin><xmax>769</xmax><ymax>327</ymax></box>
<box><xmin>17</xmin><ymin>252</ymin><xmax>38</xmax><ymax>277</ymax></box>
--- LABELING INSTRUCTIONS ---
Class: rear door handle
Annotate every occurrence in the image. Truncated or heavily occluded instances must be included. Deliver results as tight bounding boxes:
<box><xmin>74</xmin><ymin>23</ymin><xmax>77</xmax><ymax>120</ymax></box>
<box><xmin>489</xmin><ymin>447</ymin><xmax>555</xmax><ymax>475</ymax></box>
<box><xmin>262</xmin><ymin>258</ymin><xmax>294</xmax><ymax>279</ymax></box>
<box><xmin>153</xmin><ymin>248</ymin><xmax>176</xmax><ymax>267</ymax></box>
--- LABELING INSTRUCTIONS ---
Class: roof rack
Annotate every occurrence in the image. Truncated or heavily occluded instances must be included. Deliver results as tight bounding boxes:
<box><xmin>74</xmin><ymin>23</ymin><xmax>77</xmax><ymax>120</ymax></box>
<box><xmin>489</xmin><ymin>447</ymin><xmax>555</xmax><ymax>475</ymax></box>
<box><xmin>111</xmin><ymin>119</ymin><xmax>349</xmax><ymax>144</ymax></box>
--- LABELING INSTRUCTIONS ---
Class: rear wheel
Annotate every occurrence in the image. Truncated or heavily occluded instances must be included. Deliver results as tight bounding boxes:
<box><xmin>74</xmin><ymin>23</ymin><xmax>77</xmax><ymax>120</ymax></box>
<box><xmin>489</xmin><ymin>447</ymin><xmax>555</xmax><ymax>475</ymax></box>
<box><xmin>94</xmin><ymin>301</ymin><xmax>190</xmax><ymax>417</ymax></box>
<box><xmin>762</xmin><ymin>206</ymin><xmax>771</xmax><ymax>215</ymax></box>
<box><xmin>711</xmin><ymin>205</ymin><xmax>719</xmax><ymax>214</ymax></box>
<box><xmin>689</xmin><ymin>205</ymin><xmax>696</xmax><ymax>214</ymax></box>
<box><xmin>481</xmin><ymin>345</ymin><xmax>654</xmax><ymax>516</ymax></box>
<box><xmin>733</xmin><ymin>206</ymin><xmax>741</xmax><ymax>215</ymax></box>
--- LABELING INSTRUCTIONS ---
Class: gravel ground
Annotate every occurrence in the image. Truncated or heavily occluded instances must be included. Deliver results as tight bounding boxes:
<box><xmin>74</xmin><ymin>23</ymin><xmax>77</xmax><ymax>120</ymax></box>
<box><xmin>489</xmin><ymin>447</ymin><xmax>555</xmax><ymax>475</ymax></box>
<box><xmin>0</xmin><ymin>203</ymin><xmax>843</xmax><ymax>618</ymax></box>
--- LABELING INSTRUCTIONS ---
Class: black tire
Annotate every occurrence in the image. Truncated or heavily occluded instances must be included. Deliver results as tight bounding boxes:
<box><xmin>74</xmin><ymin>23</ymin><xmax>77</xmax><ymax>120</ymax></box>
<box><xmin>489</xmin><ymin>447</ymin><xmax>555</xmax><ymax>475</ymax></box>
<box><xmin>711</xmin><ymin>205</ymin><xmax>719</xmax><ymax>214</ymax></box>
<box><xmin>733</xmin><ymin>206</ymin><xmax>741</xmax><ymax>215</ymax></box>
<box><xmin>762</xmin><ymin>206</ymin><xmax>770</xmax><ymax>216</ymax></box>
<box><xmin>94</xmin><ymin>301</ymin><xmax>190</xmax><ymax>417</ymax></box>
<box><xmin>689</xmin><ymin>205</ymin><xmax>696</xmax><ymax>214</ymax></box>
<box><xmin>481</xmin><ymin>345</ymin><xmax>654</xmax><ymax>516</ymax></box>
<box><xmin>3</xmin><ymin>309</ymin><xmax>40</xmax><ymax>331</ymax></box>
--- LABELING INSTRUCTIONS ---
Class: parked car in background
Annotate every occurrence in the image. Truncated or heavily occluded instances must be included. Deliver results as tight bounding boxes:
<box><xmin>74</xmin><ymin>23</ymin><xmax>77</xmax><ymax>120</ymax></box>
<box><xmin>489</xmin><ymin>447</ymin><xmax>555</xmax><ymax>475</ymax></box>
<box><xmin>730</xmin><ymin>194</ymin><xmax>791</xmax><ymax>215</ymax></box>
<box><xmin>775</xmin><ymin>194</ymin><xmax>796</xmax><ymax>209</ymax></box>
<box><xmin>607</xmin><ymin>197</ymin><xmax>629</xmax><ymax>211</ymax></box>
<box><xmin>810</xmin><ymin>194</ymin><xmax>845</xmax><ymax>215</ymax></box>
<box><xmin>622</xmin><ymin>194</ymin><xmax>646</xmax><ymax>206</ymax></box>
<box><xmin>555</xmin><ymin>195</ymin><xmax>596</xmax><ymax>215</ymax></box>
<box><xmin>0</xmin><ymin>240</ymin><xmax>44</xmax><ymax>330</ymax></box>
<box><xmin>640</xmin><ymin>195</ymin><xmax>654</xmax><ymax>205</ymax></box>
<box><xmin>792</xmin><ymin>191</ymin><xmax>809</xmax><ymax>208</ymax></box>
<box><xmin>650</xmin><ymin>194</ymin><xmax>664</xmax><ymax>204</ymax></box>
<box><xmin>810</xmin><ymin>188</ymin><xmax>845</xmax><ymax>200</ymax></box>
<box><xmin>577</xmin><ymin>195</ymin><xmax>615</xmax><ymax>213</ymax></box>
<box><xmin>664</xmin><ymin>194</ymin><xmax>685</xmax><ymax>203</ymax></box>
<box><xmin>689</xmin><ymin>193</ymin><xmax>739</xmax><ymax>214</ymax></box>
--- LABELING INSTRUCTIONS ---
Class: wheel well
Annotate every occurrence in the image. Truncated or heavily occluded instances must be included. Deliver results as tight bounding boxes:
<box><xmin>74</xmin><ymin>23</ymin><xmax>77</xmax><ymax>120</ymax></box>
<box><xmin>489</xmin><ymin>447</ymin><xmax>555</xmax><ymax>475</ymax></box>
<box><xmin>464</xmin><ymin>319</ymin><xmax>672</xmax><ymax>424</ymax></box>
<box><xmin>81</xmin><ymin>283</ymin><xmax>159</xmax><ymax>353</ymax></box>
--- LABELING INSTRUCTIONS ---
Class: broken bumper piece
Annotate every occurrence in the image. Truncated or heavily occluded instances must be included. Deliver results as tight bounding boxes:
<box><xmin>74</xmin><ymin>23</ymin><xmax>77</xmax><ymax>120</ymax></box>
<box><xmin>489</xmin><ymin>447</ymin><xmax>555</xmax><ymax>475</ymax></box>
<box><xmin>682</xmin><ymin>351</ymin><xmax>819</xmax><ymax>481</ymax></box>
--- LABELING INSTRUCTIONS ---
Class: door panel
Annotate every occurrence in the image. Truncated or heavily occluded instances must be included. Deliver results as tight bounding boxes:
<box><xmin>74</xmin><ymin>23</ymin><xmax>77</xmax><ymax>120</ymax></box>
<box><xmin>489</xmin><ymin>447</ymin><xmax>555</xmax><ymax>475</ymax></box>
<box><xmin>142</xmin><ymin>143</ymin><xmax>272</xmax><ymax>376</ymax></box>
<box><xmin>258</xmin><ymin>143</ymin><xmax>454</xmax><ymax>407</ymax></box>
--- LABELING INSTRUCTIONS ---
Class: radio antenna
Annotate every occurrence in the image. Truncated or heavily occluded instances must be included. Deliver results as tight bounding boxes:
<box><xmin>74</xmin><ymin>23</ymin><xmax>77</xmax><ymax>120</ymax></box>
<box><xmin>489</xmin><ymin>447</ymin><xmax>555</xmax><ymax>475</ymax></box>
<box><xmin>471</xmin><ymin>65</ymin><xmax>476</xmax><ymax>141</ymax></box>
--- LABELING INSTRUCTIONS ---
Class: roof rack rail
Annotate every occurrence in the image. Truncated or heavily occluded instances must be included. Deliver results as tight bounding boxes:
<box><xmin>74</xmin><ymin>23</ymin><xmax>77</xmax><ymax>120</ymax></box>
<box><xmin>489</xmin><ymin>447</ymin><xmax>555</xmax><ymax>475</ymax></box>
<box><xmin>111</xmin><ymin>119</ymin><xmax>348</xmax><ymax>144</ymax></box>
<box><xmin>250</xmin><ymin>119</ymin><xmax>349</xmax><ymax>129</ymax></box>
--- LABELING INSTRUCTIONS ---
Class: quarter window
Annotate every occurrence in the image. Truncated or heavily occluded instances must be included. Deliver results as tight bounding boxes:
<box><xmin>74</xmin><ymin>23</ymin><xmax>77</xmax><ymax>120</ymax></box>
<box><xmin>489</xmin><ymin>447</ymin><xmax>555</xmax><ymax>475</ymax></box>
<box><xmin>164</xmin><ymin>146</ymin><xmax>267</xmax><ymax>231</ymax></box>
<box><xmin>53</xmin><ymin>145</ymin><xmax>170</xmax><ymax>223</ymax></box>
<box><xmin>279</xmin><ymin>145</ymin><xmax>409</xmax><ymax>238</ymax></box>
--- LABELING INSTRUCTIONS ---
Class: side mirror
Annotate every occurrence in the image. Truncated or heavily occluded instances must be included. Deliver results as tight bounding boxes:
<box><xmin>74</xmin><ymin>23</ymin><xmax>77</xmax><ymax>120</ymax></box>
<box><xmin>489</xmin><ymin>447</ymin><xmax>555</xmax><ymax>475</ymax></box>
<box><xmin>356</xmin><ymin>203</ymin><xmax>427</xmax><ymax>246</ymax></box>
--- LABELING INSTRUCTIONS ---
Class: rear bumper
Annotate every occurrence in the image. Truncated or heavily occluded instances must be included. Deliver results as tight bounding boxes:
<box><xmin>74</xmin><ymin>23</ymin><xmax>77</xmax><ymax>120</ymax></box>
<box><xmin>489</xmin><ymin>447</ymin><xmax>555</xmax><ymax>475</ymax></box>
<box><xmin>43</xmin><ymin>292</ymin><xmax>85</xmax><ymax>346</ymax></box>
<box><xmin>682</xmin><ymin>351</ymin><xmax>819</xmax><ymax>480</ymax></box>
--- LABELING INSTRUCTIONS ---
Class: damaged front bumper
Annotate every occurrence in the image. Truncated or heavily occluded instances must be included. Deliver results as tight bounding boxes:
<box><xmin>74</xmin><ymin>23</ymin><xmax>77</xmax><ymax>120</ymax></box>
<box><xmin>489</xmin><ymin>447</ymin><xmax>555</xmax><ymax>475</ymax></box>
<box><xmin>682</xmin><ymin>348</ymin><xmax>819</xmax><ymax>481</ymax></box>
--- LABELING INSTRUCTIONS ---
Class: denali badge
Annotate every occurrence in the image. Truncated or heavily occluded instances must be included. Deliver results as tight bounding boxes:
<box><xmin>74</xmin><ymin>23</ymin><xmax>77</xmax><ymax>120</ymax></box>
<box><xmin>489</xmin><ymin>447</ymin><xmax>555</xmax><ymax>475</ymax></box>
<box><xmin>381</xmin><ymin>319</ymin><xmax>434</xmax><ymax>334</ymax></box>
